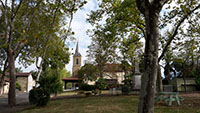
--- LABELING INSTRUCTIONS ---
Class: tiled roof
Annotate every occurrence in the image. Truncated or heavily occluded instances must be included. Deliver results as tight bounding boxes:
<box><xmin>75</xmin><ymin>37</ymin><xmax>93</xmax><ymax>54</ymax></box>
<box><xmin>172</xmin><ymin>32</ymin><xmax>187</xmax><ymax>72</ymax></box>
<box><xmin>104</xmin><ymin>64</ymin><xmax>124</xmax><ymax>72</ymax></box>
<box><xmin>16</xmin><ymin>73</ymin><xmax>31</xmax><ymax>77</ymax></box>
<box><xmin>1</xmin><ymin>73</ymin><xmax>31</xmax><ymax>82</ymax></box>
<box><xmin>62</xmin><ymin>76</ymin><xmax>80</xmax><ymax>81</ymax></box>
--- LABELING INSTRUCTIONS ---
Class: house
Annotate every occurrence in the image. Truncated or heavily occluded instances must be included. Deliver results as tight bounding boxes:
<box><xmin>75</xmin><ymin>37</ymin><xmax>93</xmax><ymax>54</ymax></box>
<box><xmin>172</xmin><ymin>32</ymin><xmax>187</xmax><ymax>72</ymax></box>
<box><xmin>85</xmin><ymin>64</ymin><xmax>126</xmax><ymax>86</ymax></box>
<box><xmin>102</xmin><ymin>64</ymin><xmax>125</xmax><ymax>85</ymax></box>
<box><xmin>16</xmin><ymin>73</ymin><xmax>35</xmax><ymax>92</ymax></box>
<box><xmin>0</xmin><ymin>72</ymin><xmax>35</xmax><ymax>94</ymax></box>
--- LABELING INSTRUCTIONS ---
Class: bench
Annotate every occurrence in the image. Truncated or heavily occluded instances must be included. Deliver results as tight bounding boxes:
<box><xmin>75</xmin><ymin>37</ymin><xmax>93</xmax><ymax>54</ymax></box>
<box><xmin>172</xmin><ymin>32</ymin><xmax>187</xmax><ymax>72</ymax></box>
<box><xmin>155</xmin><ymin>92</ymin><xmax>184</xmax><ymax>106</ymax></box>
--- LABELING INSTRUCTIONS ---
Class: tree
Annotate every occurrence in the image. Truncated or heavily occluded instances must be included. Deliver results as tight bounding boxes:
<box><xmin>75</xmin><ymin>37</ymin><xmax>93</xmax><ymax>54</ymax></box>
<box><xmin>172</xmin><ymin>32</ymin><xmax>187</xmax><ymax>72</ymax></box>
<box><xmin>87</xmin><ymin>25</ymin><xmax>119</xmax><ymax>77</ymax></box>
<box><xmin>136</xmin><ymin>0</ymin><xmax>200</xmax><ymax>112</ymax></box>
<box><xmin>22</xmin><ymin>0</ymin><xmax>86</xmax><ymax>83</ymax></box>
<box><xmin>0</xmin><ymin>0</ymin><xmax>86</xmax><ymax>106</ymax></box>
<box><xmin>120</xmin><ymin>34</ymin><xmax>143</xmax><ymax>75</ymax></box>
<box><xmin>87</xmin><ymin>0</ymin><xmax>146</xmax><ymax>85</ymax></box>
<box><xmin>135</xmin><ymin>1</ymin><xmax>169</xmax><ymax>112</ymax></box>
<box><xmin>0</xmin><ymin>0</ymin><xmax>26</xmax><ymax>106</ymax></box>
<box><xmin>87</xmin><ymin>0</ymin><xmax>160</xmax><ymax>111</ymax></box>
<box><xmin>169</xmin><ymin>36</ymin><xmax>200</xmax><ymax>92</ymax></box>
<box><xmin>78</xmin><ymin>63</ymin><xmax>98</xmax><ymax>85</ymax></box>
<box><xmin>38</xmin><ymin>67</ymin><xmax>63</xmax><ymax>96</ymax></box>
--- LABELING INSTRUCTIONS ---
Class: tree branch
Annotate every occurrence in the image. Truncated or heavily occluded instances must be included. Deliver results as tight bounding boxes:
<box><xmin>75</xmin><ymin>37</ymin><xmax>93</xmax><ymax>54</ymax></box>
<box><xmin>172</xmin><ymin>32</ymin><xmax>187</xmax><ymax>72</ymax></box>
<box><xmin>0</xmin><ymin>0</ymin><xmax>5</xmax><ymax>9</ymax></box>
<box><xmin>136</xmin><ymin>0</ymin><xmax>146</xmax><ymax>14</ymax></box>
<box><xmin>158</xmin><ymin>4</ymin><xmax>200</xmax><ymax>62</ymax></box>
<box><xmin>153</xmin><ymin>0</ymin><xmax>169</xmax><ymax>12</ymax></box>
<box><xmin>12</xmin><ymin>0</ymin><xmax>24</xmax><ymax>19</ymax></box>
<box><xmin>51</xmin><ymin>0</ymin><xmax>61</xmax><ymax>26</ymax></box>
<box><xmin>153</xmin><ymin>0</ymin><xmax>169</xmax><ymax>6</ymax></box>
<box><xmin>63</xmin><ymin>0</ymin><xmax>76</xmax><ymax>44</ymax></box>
<box><xmin>135</xmin><ymin>18</ymin><xmax>146</xmax><ymax>38</ymax></box>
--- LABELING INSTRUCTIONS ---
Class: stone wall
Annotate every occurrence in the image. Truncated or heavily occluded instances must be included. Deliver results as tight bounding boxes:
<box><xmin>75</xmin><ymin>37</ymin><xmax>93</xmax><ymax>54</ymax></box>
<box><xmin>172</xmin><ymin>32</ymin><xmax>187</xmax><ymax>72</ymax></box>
<box><xmin>16</xmin><ymin>77</ymin><xmax>28</xmax><ymax>92</ymax></box>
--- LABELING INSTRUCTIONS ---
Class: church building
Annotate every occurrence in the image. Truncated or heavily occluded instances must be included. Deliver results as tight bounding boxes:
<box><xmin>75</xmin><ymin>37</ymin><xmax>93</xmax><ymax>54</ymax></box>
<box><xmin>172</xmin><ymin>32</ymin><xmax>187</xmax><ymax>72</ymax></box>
<box><xmin>72</xmin><ymin>42</ymin><xmax>82</xmax><ymax>77</ymax></box>
<box><xmin>62</xmin><ymin>42</ymin><xmax>81</xmax><ymax>89</ymax></box>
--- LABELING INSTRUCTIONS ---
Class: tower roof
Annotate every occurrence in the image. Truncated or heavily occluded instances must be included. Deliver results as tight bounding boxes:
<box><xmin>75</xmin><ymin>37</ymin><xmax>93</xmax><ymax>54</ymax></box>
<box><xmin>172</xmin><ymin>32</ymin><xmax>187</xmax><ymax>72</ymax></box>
<box><xmin>74</xmin><ymin>41</ymin><xmax>81</xmax><ymax>57</ymax></box>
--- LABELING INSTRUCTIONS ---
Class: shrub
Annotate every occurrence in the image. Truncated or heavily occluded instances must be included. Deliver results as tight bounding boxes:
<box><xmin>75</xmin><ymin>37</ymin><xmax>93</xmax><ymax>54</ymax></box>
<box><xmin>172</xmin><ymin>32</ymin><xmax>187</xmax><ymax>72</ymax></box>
<box><xmin>29</xmin><ymin>88</ymin><xmax>50</xmax><ymax>106</ymax></box>
<box><xmin>16</xmin><ymin>82</ymin><xmax>21</xmax><ymax>91</ymax></box>
<box><xmin>80</xmin><ymin>84</ymin><xmax>97</xmax><ymax>91</ymax></box>
<box><xmin>193</xmin><ymin>68</ymin><xmax>200</xmax><ymax>90</ymax></box>
<box><xmin>39</xmin><ymin>74</ymin><xmax>63</xmax><ymax>95</ymax></box>
<box><xmin>195</xmin><ymin>73</ymin><xmax>200</xmax><ymax>90</ymax></box>
<box><xmin>122</xmin><ymin>85</ymin><xmax>131</xmax><ymax>94</ymax></box>
<box><xmin>122</xmin><ymin>77</ymin><xmax>132</xmax><ymax>94</ymax></box>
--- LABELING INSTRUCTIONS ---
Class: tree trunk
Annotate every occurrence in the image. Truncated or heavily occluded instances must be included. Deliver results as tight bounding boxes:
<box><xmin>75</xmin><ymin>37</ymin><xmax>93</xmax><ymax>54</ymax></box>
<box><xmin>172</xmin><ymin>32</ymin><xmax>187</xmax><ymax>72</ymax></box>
<box><xmin>36</xmin><ymin>66</ymin><xmax>43</xmax><ymax>82</ymax></box>
<box><xmin>156</xmin><ymin>65</ymin><xmax>163</xmax><ymax>92</ymax></box>
<box><xmin>138</xmin><ymin>10</ymin><xmax>159</xmax><ymax>113</ymax></box>
<box><xmin>8</xmin><ymin>48</ymin><xmax>16</xmax><ymax>107</ymax></box>
<box><xmin>35</xmin><ymin>58</ymin><xmax>44</xmax><ymax>87</ymax></box>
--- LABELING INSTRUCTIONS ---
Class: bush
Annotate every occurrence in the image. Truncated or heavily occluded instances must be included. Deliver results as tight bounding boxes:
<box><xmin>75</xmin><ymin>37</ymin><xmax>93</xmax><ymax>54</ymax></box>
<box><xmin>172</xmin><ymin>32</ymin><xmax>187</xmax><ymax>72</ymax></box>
<box><xmin>16</xmin><ymin>82</ymin><xmax>21</xmax><ymax>91</ymax></box>
<box><xmin>80</xmin><ymin>84</ymin><xmax>97</xmax><ymax>91</ymax></box>
<box><xmin>121</xmin><ymin>77</ymin><xmax>132</xmax><ymax>94</ymax></box>
<box><xmin>122</xmin><ymin>85</ymin><xmax>131</xmax><ymax>94</ymax></box>
<box><xmin>39</xmin><ymin>74</ymin><xmax>63</xmax><ymax>95</ymax></box>
<box><xmin>29</xmin><ymin>88</ymin><xmax>50</xmax><ymax>106</ymax></box>
<box><xmin>193</xmin><ymin>68</ymin><xmax>200</xmax><ymax>90</ymax></box>
<box><xmin>195</xmin><ymin>74</ymin><xmax>200</xmax><ymax>90</ymax></box>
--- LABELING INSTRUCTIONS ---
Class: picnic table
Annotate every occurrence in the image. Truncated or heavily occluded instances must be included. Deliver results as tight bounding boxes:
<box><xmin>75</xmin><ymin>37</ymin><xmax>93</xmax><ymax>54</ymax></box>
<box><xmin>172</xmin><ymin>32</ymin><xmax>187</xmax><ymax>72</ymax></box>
<box><xmin>155</xmin><ymin>92</ymin><xmax>184</xmax><ymax>106</ymax></box>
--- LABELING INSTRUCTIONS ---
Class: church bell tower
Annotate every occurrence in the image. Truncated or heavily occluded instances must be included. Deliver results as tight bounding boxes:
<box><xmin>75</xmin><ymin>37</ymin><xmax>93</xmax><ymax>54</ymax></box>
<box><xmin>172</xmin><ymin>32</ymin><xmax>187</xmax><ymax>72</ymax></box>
<box><xmin>72</xmin><ymin>42</ymin><xmax>82</xmax><ymax>76</ymax></box>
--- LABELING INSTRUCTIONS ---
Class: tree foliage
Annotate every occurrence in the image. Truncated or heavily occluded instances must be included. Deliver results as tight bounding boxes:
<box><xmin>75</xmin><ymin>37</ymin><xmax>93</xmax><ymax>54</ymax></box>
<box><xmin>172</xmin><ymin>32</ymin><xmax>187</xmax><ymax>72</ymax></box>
<box><xmin>87</xmin><ymin>0</ymin><xmax>144</xmax><ymax>78</ymax></box>
<box><xmin>87</xmin><ymin>26</ymin><xmax>119</xmax><ymax>77</ymax></box>
<box><xmin>78</xmin><ymin>64</ymin><xmax>98</xmax><ymax>83</ymax></box>
<box><xmin>0</xmin><ymin>0</ymin><xmax>86</xmax><ymax>106</ymax></box>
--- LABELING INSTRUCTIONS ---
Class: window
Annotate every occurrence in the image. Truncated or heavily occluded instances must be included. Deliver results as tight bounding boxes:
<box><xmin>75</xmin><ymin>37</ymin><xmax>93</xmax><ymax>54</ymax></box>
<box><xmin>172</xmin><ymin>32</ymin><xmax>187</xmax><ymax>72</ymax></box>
<box><xmin>76</xmin><ymin>59</ymin><xmax>79</xmax><ymax>64</ymax></box>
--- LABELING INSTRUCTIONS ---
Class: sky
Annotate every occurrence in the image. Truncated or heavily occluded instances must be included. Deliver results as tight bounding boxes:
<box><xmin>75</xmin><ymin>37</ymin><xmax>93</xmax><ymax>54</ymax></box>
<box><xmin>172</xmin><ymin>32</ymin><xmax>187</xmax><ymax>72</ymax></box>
<box><xmin>18</xmin><ymin>0</ymin><xmax>98</xmax><ymax>73</ymax></box>
<box><xmin>65</xmin><ymin>0</ymin><xmax>98</xmax><ymax>73</ymax></box>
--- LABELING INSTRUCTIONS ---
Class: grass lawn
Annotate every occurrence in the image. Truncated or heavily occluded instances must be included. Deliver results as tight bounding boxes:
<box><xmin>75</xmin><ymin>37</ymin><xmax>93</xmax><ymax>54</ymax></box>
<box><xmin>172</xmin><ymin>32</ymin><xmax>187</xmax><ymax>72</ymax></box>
<box><xmin>18</xmin><ymin>93</ymin><xmax>200</xmax><ymax>113</ymax></box>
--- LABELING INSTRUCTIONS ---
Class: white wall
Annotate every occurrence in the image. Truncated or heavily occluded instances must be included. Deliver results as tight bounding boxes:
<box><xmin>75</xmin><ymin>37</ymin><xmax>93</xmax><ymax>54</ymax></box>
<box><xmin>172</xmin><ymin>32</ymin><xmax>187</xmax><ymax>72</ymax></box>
<box><xmin>27</xmin><ymin>74</ymin><xmax>35</xmax><ymax>92</ymax></box>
